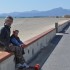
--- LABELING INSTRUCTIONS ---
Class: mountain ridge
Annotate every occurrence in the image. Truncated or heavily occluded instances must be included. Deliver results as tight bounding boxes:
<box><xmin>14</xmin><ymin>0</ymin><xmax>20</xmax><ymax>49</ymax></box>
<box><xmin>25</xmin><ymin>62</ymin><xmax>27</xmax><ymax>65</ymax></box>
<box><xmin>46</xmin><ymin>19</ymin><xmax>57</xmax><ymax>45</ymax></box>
<box><xmin>0</xmin><ymin>7</ymin><xmax>70</xmax><ymax>17</ymax></box>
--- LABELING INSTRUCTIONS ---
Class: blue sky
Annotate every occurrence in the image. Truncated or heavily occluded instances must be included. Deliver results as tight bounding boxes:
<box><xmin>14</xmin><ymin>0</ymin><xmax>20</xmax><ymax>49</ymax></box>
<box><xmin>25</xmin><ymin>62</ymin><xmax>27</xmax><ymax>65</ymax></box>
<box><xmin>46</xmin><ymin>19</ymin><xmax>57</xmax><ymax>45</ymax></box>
<box><xmin>0</xmin><ymin>0</ymin><xmax>69</xmax><ymax>13</ymax></box>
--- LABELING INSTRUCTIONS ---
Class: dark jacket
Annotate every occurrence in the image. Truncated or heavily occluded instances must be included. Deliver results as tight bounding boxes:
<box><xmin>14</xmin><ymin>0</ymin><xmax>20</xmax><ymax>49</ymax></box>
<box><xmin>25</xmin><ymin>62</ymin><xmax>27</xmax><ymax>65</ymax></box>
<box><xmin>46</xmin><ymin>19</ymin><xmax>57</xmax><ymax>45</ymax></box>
<box><xmin>10</xmin><ymin>35</ymin><xmax>24</xmax><ymax>47</ymax></box>
<box><xmin>0</xmin><ymin>25</ymin><xmax>11</xmax><ymax>47</ymax></box>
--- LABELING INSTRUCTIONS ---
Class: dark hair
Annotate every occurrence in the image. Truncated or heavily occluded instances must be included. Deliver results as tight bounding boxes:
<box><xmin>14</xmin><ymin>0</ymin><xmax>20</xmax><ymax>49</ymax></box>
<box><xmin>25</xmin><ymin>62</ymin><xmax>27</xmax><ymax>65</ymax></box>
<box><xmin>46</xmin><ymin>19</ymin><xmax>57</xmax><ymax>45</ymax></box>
<box><xmin>13</xmin><ymin>30</ymin><xmax>19</xmax><ymax>33</ymax></box>
<box><xmin>6</xmin><ymin>16</ymin><xmax>13</xmax><ymax>21</ymax></box>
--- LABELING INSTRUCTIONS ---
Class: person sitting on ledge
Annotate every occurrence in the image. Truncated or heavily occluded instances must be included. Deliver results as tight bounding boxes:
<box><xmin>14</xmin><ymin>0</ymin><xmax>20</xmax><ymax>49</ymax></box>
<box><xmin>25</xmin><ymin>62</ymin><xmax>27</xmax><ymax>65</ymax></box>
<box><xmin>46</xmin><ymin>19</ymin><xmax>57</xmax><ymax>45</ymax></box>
<box><xmin>10</xmin><ymin>30</ymin><xmax>25</xmax><ymax>54</ymax></box>
<box><xmin>0</xmin><ymin>16</ymin><xmax>29</xmax><ymax>69</ymax></box>
<box><xmin>10</xmin><ymin>31</ymin><xmax>29</xmax><ymax>68</ymax></box>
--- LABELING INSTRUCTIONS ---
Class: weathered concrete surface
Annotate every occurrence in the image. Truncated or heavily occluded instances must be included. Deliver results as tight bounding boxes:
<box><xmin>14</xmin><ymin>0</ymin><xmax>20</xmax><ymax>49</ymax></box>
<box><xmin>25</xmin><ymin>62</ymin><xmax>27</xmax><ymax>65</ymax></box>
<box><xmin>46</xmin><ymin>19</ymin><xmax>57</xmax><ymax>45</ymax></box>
<box><xmin>42</xmin><ymin>26</ymin><xmax>70</xmax><ymax>70</ymax></box>
<box><xmin>29</xmin><ymin>31</ymin><xmax>63</xmax><ymax>68</ymax></box>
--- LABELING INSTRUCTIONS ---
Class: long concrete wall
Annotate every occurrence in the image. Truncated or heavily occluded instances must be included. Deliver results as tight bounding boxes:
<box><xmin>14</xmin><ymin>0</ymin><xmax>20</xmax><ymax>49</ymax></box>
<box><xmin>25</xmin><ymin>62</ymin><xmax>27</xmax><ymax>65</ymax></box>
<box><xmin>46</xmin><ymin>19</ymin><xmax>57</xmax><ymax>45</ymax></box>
<box><xmin>24</xmin><ymin>28</ymin><xmax>56</xmax><ymax>62</ymax></box>
<box><xmin>0</xmin><ymin>20</ymin><xmax>69</xmax><ymax>70</ymax></box>
<box><xmin>58</xmin><ymin>20</ymin><xmax>69</xmax><ymax>32</ymax></box>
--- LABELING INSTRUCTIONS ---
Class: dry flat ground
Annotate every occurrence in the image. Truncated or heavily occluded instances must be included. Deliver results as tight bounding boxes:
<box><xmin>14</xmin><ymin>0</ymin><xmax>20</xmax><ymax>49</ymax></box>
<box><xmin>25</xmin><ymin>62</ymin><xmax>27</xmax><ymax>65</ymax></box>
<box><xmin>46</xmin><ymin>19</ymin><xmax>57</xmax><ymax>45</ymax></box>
<box><xmin>0</xmin><ymin>17</ymin><xmax>69</xmax><ymax>41</ymax></box>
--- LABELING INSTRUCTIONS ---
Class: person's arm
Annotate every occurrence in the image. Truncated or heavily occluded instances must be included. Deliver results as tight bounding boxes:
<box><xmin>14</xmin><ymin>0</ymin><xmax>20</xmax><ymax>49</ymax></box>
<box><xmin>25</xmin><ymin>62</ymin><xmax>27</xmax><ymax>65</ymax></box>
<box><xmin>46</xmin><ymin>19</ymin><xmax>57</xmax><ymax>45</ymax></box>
<box><xmin>11</xmin><ymin>38</ymin><xmax>21</xmax><ymax>47</ymax></box>
<box><xmin>18</xmin><ymin>37</ymin><xmax>24</xmax><ymax>44</ymax></box>
<box><xmin>0</xmin><ymin>27</ymin><xmax>7</xmax><ymax>39</ymax></box>
<box><xmin>0</xmin><ymin>27</ymin><xmax>8</xmax><ymax>46</ymax></box>
<box><xmin>19</xmin><ymin>40</ymin><xmax>23</xmax><ymax>44</ymax></box>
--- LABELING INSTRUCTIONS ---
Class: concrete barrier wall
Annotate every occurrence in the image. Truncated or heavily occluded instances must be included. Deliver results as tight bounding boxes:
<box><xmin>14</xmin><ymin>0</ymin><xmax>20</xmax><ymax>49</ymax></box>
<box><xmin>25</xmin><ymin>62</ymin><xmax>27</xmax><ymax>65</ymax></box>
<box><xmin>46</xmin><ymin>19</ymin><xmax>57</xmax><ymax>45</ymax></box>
<box><xmin>0</xmin><ymin>20</ymin><xmax>69</xmax><ymax>70</ymax></box>
<box><xmin>58</xmin><ymin>20</ymin><xmax>69</xmax><ymax>32</ymax></box>
<box><xmin>0</xmin><ymin>55</ymin><xmax>15</xmax><ymax>70</ymax></box>
<box><xmin>24</xmin><ymin>29</ymin><xmax>56</xmax><ymax>61</ymax></box>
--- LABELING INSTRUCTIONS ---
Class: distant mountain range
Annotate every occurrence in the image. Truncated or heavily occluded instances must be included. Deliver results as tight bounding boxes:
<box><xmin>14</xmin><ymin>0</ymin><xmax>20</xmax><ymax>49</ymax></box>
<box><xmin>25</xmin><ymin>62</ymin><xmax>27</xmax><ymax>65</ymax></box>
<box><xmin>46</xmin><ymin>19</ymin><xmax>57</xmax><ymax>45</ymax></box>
<box><xmin>0</xmin><ymin>7</ymin><xmax>70</xmax><ymax>17</ymax></box>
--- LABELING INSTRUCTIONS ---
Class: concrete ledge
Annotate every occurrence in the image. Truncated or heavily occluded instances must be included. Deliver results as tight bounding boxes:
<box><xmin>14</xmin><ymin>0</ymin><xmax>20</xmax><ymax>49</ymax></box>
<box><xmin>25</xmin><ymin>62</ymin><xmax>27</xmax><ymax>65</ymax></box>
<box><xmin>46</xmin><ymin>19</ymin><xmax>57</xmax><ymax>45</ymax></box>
<box><xmin>0</xmin><ymin>51</ymin><xmax>13</xmax><ymax>63</ymax></box>
<box><xmin>24</xmin><ymin>28</ymin><xmax>55</xmax><ymax>47</ymax></box>
<box><xmin>23</xmin><ymin>28</ymin><xmax>56</xmax><ymax>61</ymax></box>
<box><xmin>58</xmin><ymin>20</ymin><xmax>69</xmax><ymax>32</ymax></box>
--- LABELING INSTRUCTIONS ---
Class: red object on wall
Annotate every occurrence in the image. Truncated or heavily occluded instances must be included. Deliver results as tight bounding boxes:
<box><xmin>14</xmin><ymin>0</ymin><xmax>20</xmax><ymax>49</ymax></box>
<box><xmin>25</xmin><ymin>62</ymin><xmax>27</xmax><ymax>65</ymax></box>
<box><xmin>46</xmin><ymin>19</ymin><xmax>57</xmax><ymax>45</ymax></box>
<box><xmin>34</xmin><ymin>64</ymin><xmax>40</xmax><ymax>70</ymax></box>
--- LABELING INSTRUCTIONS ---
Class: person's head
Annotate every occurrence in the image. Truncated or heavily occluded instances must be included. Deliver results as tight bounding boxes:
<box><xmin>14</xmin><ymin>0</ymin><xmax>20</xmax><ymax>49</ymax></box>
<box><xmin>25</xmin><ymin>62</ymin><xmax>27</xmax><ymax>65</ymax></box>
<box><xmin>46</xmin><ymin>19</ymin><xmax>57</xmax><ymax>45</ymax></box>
<box><xmin>5</xmin><ymin>16</ymin><xmax>13</xmax><ymax>26</ymax></box>
<box><xmin>13</xmin><ymin>30</ymin><xmax>19</xmax><ymax>37</ymax></box>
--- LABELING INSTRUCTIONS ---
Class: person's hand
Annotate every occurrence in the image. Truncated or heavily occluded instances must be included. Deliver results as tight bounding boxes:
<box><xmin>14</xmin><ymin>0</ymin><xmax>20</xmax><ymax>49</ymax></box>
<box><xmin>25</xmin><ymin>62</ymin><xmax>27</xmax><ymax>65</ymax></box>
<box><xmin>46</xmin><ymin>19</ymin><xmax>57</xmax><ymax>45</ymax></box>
<box><xmin>9</xmin><ymin>43</ymin><xmax>13</xmax><ymax>47</ymax></box>
<box><xmin>21</xmin><ymin>44</ymin><xmax>24</xmax><ymax>46</ymax></box>
<box><xmin>19</xmin><ymin>44</ymin><xmax>22</xmax><ymax>47</ymax></box>
<box><xmin>20</xmin><ymin>44</ymin><xmax>25</xmax><ymax>47</ymax></box>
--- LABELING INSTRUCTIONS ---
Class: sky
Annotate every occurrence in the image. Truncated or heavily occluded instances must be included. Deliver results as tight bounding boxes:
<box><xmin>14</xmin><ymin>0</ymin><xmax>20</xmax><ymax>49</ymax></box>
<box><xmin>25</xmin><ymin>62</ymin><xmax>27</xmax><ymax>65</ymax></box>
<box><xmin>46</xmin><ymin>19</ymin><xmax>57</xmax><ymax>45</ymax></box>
<box><xmin>0</xmin><ymin>0</ymin><xmax>70</xmax><ymax>13</ymax></box>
